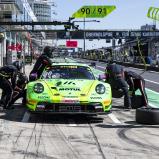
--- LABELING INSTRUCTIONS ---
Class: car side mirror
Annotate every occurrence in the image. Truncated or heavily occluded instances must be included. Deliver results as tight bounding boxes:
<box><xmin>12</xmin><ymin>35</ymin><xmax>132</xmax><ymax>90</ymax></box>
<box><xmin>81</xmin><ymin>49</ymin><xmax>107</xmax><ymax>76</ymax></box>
<box><xmin>98</xmin><ymin>74</ymin><xmax>107</xmax><ymax>81</ymax></box>
<box><xmin>29</xmin><ymin>73</ymin><xmax>37</xmax><ymax>81</ymax></box>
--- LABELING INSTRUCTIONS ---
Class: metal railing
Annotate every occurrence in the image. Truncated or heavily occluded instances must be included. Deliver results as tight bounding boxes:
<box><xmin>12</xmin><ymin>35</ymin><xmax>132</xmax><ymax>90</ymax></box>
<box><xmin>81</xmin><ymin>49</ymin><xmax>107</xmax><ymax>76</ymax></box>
<box><xmin>0</xmin><ymin>0</ymin><xmax>16</xmax><ymax>3</ymax></box>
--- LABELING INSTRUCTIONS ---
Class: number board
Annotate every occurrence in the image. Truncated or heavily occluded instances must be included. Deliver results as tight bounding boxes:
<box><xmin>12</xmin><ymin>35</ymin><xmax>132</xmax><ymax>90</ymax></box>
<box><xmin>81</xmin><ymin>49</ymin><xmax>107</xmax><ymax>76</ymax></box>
<box><xmin>72</xmin><ymin>5</ymin><xmax>116</xmax><ymax>18</ymax></box>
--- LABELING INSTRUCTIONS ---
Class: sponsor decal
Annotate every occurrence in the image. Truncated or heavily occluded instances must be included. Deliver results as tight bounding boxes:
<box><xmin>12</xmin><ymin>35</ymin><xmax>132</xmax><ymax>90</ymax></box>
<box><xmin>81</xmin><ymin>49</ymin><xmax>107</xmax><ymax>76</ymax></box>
<box><xmin>90</xmin><ymin>96</ymin><xmax>102</xmax><ymax>99</ymax></box>
<box><xmin>63</xmin><ymin>81</ymin><xmax>76</xmax><ymax>85</ymax></box>
<box><xmin>37</xmin><ymin>104</ymin><xmax>45</xmax><ymax>109</ymax></box>
<box><xmin>64</xmin><ymin>96</ymin><xmax>78</xmax><ymax>98</ymax></box>
<box><xmin>62</xmin><ymin>99</ymin><xmax>79</xmax><ymax>103</ymax></box>
<box><xmin>38</xmin><ymin>96</ymin><xmax>49</xmax><ymax>99</ymax></box>
<box><xmin>56</xmin><ymin>81</ymin><xmax>62</xmax><ymax>86</ymax></box>
<box><xmin>59</xmin><ymin>88</ymin><xmax>81</xmax><ymax>91</ymax></box>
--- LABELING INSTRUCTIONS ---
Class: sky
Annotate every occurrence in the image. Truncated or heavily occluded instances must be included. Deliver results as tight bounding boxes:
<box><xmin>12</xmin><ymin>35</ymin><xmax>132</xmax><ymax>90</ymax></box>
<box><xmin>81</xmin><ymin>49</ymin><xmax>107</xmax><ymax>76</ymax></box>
<box><xmin>52</xmin><ymin>0</ymin><xmax>159</xmax><ymax>50</ymax></box>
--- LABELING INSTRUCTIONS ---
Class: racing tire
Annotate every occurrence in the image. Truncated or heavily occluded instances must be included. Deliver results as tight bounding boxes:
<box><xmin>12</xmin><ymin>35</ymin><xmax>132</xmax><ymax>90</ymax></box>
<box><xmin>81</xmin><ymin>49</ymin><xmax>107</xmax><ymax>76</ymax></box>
<box><xmin>136</xmin><ymin>107</ymin><xmax>159</xmax><ymax>124</ymax></box>
<box><xmin>131</xmin><ymin>95</ymin><xmax>144</xmax><ymax>109</ymax></box>
<box><xmin>112</xmin><ymin>89</ymin><xmax>124</xmax><ymax>98</ymax></box>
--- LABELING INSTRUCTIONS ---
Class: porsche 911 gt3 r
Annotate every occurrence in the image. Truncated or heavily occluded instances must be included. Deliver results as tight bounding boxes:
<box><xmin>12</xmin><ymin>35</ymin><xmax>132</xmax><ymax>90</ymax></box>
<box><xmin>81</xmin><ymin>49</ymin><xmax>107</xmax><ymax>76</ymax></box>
<box><xmin>26</xmin><ymin>63</ymin><xmax>112</xmax><ymax>114</ymax></box>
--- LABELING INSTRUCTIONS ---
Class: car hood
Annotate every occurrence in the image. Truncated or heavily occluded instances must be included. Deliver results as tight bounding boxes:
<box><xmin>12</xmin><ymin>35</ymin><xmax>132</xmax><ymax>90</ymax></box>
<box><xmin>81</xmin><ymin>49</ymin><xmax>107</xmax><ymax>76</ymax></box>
<box><xmin>43</xmin><ymin>79</ymin><xmax>95</xmax><ymax>97</ymax></box>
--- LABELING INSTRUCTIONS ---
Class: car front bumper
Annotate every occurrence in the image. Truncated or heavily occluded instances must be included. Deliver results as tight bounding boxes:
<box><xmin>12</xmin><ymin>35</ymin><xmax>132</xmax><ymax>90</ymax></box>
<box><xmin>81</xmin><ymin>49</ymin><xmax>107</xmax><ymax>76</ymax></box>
<box><xmin>27</xmin><ymin>102</ymin><xmax>111</xmax><ymax>114</ymax></box>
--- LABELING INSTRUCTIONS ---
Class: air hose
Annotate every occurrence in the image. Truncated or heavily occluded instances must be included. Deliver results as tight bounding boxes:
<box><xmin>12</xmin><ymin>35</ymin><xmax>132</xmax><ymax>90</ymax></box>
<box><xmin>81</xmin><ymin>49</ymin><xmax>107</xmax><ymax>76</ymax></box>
<box><xmin>136</xmin><ymin>37</ymin><xmax>147</xmax><ymax>75</ymax></box>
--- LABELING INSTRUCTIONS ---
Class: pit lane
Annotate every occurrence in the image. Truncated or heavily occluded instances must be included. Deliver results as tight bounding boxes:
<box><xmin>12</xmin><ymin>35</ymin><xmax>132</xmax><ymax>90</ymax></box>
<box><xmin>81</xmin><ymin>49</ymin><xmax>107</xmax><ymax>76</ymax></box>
<box><xmin>0</xmin><ymin>103</ymin><xmax>159</xmax><ymax>159</ymax></box>
<box><xmin>0</xmin><ymin>58</ymin><xmax>159</xmax><ymax>159</ymax></box>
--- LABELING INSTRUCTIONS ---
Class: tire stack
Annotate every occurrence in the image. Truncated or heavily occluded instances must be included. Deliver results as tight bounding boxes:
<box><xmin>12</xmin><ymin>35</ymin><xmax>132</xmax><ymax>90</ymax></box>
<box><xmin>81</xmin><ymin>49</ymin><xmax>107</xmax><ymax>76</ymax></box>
<box><xmin>112</xmin><ymin>90</ymin><xmax>159</xmax><ymax>125</ymax></box>
<box><xmin>136</xmin><ymin>107</ymin><xmax>159</xmax><ymax>125</ymax></box>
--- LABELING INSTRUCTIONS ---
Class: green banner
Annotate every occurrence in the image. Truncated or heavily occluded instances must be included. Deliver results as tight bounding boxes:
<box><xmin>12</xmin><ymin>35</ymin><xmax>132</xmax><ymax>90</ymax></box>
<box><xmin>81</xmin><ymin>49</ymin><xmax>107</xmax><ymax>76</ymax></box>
<box><xmin>72</xmin><ymin>5</ymin><xmax>116</xmax><ymax>18</ymax></box>
<box><xmin>147</xmin><ymin>7</ymin><xmax>159</xmax><ymax>21</ymax></box>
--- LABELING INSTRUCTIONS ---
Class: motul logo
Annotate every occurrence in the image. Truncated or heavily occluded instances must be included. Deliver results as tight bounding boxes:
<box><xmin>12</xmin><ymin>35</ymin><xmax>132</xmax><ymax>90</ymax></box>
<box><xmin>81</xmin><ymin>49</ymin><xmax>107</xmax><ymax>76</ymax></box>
<box><xmin>59</xmin><ymin>88</ymin><xmax>81</xmax><ymax>91</ymax></box>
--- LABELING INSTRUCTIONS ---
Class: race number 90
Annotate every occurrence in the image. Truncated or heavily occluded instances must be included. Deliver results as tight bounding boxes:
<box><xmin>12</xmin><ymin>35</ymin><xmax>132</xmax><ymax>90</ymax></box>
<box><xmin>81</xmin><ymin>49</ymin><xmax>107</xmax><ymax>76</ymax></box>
<box><xmin>80</xmin><ymin>7</ymin><xmax>107</xmax><ymax>15</ymax></box>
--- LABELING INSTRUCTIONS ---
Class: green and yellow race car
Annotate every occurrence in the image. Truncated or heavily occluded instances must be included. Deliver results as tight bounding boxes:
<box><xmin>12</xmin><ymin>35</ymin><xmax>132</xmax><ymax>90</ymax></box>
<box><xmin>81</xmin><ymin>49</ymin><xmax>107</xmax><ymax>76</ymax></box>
<box><xmin>26</xmin><ymin>63</ymin><xmax>112</xmax><ymax>114</ymax></box>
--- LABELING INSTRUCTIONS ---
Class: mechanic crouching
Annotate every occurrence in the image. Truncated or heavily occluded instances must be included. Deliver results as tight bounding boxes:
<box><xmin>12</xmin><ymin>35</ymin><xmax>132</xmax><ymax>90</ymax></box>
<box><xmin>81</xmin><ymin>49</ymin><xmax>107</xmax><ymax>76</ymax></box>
<box><xmin>124</xmin><ymin>70</ymin><xmax>148</xmax><ymax>107</ymax></box>
<box><xmin>0</xmin><ymin>63</ymin><xmax>20</xmax><ymax>109</ymax></box>
<box><xmin>11</xmin><ymin>73</ymin><xmax>28</xmax><ymax>106</ymax></box>
<box><xmin>105</xmin><ymin>63</ymin><xmax>132</xmax><ymax>109</ymax></box>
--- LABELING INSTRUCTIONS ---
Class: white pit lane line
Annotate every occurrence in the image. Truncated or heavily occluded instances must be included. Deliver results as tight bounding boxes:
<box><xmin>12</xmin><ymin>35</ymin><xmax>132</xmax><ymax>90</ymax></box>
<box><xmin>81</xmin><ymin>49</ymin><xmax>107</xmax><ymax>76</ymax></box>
<box><xmin>108</xmin><ymin>113</ymin><xmax>121</xmax><ymax>124</ymax></box>
<box><xmin>145</xmin><ymin>79</ymin><xmax>159</xmax><ymax>85</ymax></box>
<box><xmin>22</xmin><ymin>111</ymin><xmax>30</xmax><ymax>122</ymax></box>
<box><xmin>149</xmin><ymin>103</ymin><xmax>159</xmax><ymax>108</ymax></box>
<box><xmin>68</xmin><ymin>119</ymin><xmax>77</xmax><ymax>127</ymax></box>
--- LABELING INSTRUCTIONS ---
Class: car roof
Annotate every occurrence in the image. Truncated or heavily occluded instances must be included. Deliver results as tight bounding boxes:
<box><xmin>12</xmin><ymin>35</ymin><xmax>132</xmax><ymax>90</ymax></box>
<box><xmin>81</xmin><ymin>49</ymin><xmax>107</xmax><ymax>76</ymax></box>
<box><xmin>51</xmin><ymin>62</ymin><xmax>90</xmax><ymax>67</ymax></box>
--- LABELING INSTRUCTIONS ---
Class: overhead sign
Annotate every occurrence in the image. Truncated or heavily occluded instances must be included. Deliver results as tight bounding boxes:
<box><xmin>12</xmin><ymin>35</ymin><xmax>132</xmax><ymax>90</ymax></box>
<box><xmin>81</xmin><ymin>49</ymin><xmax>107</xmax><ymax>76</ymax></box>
<box><xmin>85</xmin><ymin>31</ymin><xmax>159</xmax><ymax>39</ymax></box>
<box><xmin>66</xmin><ymin>40</ymin><xmax>78</xmax><ymax>47</ymax></box>
<box><xmin>147</xmin><ymin>7</ymin><xmax>159</xmax><ymax>21</ymax></box>
<box><xmin>57</xmin><ymin>30</ymin><xmax>159</xmax><ymax>39</ymax></box>
<box><xmin>72</xmin><ymin>5</ymin><xmax>116</xmax><ymax>18</ymax></box>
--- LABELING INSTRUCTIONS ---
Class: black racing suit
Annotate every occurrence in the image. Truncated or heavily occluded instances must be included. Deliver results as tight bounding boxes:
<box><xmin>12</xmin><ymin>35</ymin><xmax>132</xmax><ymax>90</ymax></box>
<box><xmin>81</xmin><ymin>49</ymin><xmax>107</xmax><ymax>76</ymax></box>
<box><xmin>106</xmin><ymin>64</ymin><xmax>131</xmax><ymax>108</ymax></box>
<box><xmin>125</xmin><ymin>71</ymin><xmax>148</xmax><ymax>107</ymax></box>
<box><xmin>0</xmin><ymin>65</ymin><xmax>17</xmax><ymax>109</ymax></box>
<box><xmin>29</xmin><ymin>54</ymin><xmax>52</xmax><ymax>80</ymax></box>
<box><xmin>11</xmin><ymin>73</ymin><xmax>28</xmax><ymax>105</ymax></box>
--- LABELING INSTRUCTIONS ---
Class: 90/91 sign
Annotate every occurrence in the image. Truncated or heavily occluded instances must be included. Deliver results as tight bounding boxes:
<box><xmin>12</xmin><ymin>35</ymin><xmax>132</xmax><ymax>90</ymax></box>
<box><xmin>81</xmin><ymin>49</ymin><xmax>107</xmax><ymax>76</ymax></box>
<box><xmin>72</xmin><ymin>6</ymin><xmax>116</xmax><ymax>18</ymax></box>
<box><xmin>81</xmin><ymin>7</ymin><xmax>107</xmax><ymax>15</ymax></box>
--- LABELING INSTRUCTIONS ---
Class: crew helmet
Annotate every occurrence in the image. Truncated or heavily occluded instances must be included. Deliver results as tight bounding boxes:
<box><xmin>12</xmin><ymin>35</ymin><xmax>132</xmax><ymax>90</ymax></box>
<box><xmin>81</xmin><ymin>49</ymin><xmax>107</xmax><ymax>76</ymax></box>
<box><xmin>43</xmin><ymin>46</ymin><xmax>54</xmax><ymax>58</ymax></box>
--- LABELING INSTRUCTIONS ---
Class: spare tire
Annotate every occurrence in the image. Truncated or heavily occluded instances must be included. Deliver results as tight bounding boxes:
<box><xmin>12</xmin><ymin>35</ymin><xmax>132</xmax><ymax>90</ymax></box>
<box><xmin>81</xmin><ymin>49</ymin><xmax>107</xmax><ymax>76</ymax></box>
<box><xmin>136</xmin><ymin>107</ymin><xmax>159</xmax><ymax>124</ymax></box>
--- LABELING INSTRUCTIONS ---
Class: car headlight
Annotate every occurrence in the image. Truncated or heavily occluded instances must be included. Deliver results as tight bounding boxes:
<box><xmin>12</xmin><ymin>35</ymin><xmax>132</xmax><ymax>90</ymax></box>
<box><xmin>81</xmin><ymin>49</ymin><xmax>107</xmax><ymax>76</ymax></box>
<box><xmin>95</xmin><ymin>84</ymin><xmax>105</xmax><ymax>94</ymax></box>
<box><xmin>33</xmin><ymin>83</ymin><xmax>44</xmax><ymax>93</ymax></box>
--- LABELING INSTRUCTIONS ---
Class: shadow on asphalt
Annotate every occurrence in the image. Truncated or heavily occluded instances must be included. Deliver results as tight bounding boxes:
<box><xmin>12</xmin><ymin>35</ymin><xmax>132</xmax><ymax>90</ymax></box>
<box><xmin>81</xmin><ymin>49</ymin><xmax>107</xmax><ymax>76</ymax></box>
<box><xmin>0</xmin><ymin>104</ymin><xmax>104</xmax><ymax>124</ymax></box>
<box><xmin>112</xmin><ymin>105</ymin><xmax>137</xmax><ymax>112</ymax></box>
<box><xmin>112</xmin><ymin>105</ymin><xmax>125</xmax><ymax>109</ymax></box>
<box><xmin>0</xmin><ymin>103</ymin><xmax>133</xmax><ymax>124</ymax></box>
<box><xmin>28</xmin><ymin>113</ymin><xmax>104</xmax><ymax>124</ymax></box>
<box><xmin>0</xmin><ymin>103</ymin><xmax>26</xmax><ymax>122</ymax></box>
<box><xmin>0</xmin><ymin>104</ymin><xmax>134</xmax><ymax>124</ymax></box>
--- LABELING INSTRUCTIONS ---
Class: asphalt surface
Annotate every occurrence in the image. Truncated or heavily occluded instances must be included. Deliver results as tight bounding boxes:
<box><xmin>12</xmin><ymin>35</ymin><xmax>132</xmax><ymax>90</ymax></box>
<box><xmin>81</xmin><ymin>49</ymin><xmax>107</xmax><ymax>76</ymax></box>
<box><xmin>0</xmin><ymin>58</ymin><xmax>159</xmax><ymax>159</ymax></box>
<box><xmin>0</xmin><ymin>102</ymin><xmax>159</xmax><ymax>159</ymax></box>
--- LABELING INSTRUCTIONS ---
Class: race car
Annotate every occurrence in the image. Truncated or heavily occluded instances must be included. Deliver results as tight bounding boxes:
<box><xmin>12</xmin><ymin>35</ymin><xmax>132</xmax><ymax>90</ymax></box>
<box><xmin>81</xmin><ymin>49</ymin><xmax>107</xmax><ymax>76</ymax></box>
<box><xmin>26</xmin><ymin>63</ymin><xmax>112</xmax><ymax>114</ymax></box>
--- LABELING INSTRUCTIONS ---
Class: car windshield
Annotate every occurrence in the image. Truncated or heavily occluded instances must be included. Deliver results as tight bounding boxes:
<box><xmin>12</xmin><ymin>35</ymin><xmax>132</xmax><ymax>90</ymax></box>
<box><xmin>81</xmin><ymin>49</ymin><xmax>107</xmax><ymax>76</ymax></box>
<box><xmin>41</xmin><ymin>65</ymin><xmax>95</xmax><ymax>80</ymax></box>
